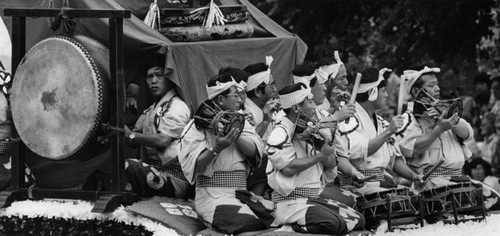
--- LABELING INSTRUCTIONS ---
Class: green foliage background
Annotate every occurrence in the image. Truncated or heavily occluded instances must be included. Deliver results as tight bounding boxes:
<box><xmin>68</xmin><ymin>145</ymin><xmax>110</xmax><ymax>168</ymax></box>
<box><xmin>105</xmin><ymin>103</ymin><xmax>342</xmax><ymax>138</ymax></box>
<box><xmin>250</xmin><ymin>0</ymin><xmax>498</xmax><ymax>92</ymax></box>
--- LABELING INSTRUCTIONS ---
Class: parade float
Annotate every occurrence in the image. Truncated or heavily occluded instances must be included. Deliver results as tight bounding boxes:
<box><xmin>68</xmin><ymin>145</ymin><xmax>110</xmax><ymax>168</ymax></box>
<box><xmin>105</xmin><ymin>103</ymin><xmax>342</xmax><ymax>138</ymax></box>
<box><xmin>0</xmin><ymin>0</ymin><xmax>499</xmax><ymax>235</ymax></box>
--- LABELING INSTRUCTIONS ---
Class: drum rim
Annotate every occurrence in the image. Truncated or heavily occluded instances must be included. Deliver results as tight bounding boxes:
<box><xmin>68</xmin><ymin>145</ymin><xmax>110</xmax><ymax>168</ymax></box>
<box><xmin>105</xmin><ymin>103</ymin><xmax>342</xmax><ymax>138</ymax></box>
<box><xmin>11</xmin><ymin>35</ymin><xmax>106</xmax><ymax>160</ymax></box>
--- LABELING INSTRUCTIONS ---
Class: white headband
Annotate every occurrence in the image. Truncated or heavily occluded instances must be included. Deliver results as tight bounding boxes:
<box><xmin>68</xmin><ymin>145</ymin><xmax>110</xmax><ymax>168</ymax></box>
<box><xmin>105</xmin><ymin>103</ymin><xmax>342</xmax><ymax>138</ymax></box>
<box><xmin>236</xmin><ymin>81</ymin><xmax>247</xmax><ymax>92</ymax></box>
<box><xmin>279</xmin><ymin>87</ymin><xmax>313</xmax><ymax>109</ymax></box>
<box><xmin>356</xmin><ymin>68</ymin><xmax>391</xmax><ymax>101</ymax></box>
<box><xmin>317</xmin><ymin>51</ymin><xmax>344</xmax><ymax>83</ymax></box>
<box><xmin>293</xmin><ymin>74</ymin><xmax>316</xmax><ymax>87</ymax></box>
<box><xmin>206</xmin><ymin>77</ymin><xmax>237</xmax><ymax>100</ymax></box>
<box><xmin>247</xmin><ymin>55</ymin><xmax>273</xmax><ymax>91</ymax></box>
<box><xmin>402</xmin><ymin>66</ymin><xmax>441</xmax><ymax>96</ymax></box>
<box><xmin>292</xmin><ymin>66</ymin><xmax>332</xmax><ymax>88</ymax></box>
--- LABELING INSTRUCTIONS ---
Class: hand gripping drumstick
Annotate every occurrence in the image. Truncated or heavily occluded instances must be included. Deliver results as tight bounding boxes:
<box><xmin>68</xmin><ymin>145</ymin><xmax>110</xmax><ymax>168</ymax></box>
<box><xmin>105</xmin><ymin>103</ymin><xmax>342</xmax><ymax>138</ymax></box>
<box><xmin>397</xmin><ymin>75</ymin><xmax>405</xmax><ymax>115</ymax></box>
<box><xmin>345</xmin><ymin>73</ymin><xmax>362</xmax><ymax>124</ymax></box>
<box><xmin>356</xmin><ymin>175</ymin><xmax>377</xmax><ymax>183</ymax></box>
<box><xmin>352</xmin><ymin>175</ymin><xmax>378</xmax><ymax>188</ymax></box>
<box><xmin>102</xmin><ymin>124</ymin><xmax>125</xmax><ymax>133</ymax></box>
<box><xmin>422</xmin><ymin>159</ymin><xmax>445</xmax><ymax>181</ymax></box>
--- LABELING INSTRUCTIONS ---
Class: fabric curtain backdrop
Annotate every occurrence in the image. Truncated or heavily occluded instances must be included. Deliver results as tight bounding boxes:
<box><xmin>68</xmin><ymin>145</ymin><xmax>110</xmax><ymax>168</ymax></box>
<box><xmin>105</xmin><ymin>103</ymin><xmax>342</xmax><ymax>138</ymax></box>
<box><xmin>0</xmin><ymin>0</ymin><xmax>307</xmax><ymax>112</ymax></box>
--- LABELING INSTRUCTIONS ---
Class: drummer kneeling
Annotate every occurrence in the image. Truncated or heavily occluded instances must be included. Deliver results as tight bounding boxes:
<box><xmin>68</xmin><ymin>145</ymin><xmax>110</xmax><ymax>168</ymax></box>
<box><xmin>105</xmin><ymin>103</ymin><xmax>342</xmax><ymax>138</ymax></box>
<box><xmin>123</xmin><ymin>65</ymin><xmax>192</xmax><ymax>199</ymax></box>
<box><xmin>336</xmin><ymin>67</ymin><xmax>423</xmax><ymax>195</ymax></box>
<box><xmin>267</xmin><ymin>83</ymin><xmax>365</xmax><ymax>235</ymax></box>
<box><xmin>397</xmin><ymin>66</ymin><xmax>473</xmax><ymax>191</ymax></box>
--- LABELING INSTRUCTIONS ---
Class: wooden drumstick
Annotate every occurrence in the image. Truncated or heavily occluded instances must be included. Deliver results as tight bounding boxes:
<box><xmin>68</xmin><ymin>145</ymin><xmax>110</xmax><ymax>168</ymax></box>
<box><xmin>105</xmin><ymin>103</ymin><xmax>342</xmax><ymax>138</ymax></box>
<box><xmin>102</xmin><ymin>124</ymin><xmax>125</xmax><ymax>133</ymax></box>
<box><xmin>345</xmin><ymin>73</ymin><xmax>362</xmax><ymax>125</ymax></box>
<box><xmin>349</xmin><ymin>73</ymin><xmax>362</xmax><ymax>104</ymax></box>
<box><xmin>422</xmin><ymin>159</ymin><xmax>445</xmax><ymax>180</ymax></box>
<box><xmin>356</xmin><ymin>175</ymin><xmax>378</xmax><ymax>183</ymax></box>
<box><xmin>397</xmin><ymin>75</ymin><xmax>405</xmax><ymax>115</ymax></box>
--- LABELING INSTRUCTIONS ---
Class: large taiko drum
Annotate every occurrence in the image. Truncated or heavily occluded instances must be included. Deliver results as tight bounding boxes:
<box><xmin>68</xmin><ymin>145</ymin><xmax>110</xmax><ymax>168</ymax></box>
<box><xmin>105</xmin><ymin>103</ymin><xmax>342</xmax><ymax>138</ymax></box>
<box><xmin>11</xmin><ymin>35</ymin><xmax>110</xmax><ymax>161</ymax></box>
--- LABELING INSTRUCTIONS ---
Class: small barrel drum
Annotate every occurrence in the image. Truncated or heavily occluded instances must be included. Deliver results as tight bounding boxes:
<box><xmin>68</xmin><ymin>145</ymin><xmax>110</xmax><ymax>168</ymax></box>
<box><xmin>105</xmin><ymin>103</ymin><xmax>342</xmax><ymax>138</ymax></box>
<box><xmin>11</xmin><ymin>35</ymin><xmax>110</xmax><ymax>161</ymax></box>
<box><xmin>421</xmin><ymin>182</ymin><xmax>482</xmax><ymax>216</ymax></box>
<box><xmin>356</xmin><ymin>188</ymin><xmax>417</xmax><ymax>219</ymax></box>
<box><xmin>193</xmin><ymin>99</ymin><xmax>245</xmax><ymax>138</ymax></box>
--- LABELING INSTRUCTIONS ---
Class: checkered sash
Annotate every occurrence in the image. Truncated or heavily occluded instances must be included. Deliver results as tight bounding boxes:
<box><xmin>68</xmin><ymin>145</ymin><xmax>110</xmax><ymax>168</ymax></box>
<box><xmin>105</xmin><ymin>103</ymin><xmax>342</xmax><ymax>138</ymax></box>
<box><xmin>271</xmin><ymin>187</ymin><xmax>321</xmax><ymax>202</ymax></box>
<box><xmin>339</xmin><ymin>167</ymin><xmax>385</xmax><ymax>186</ymax></box>
<box><xmin>146</xmin><ymin>158</ymin><xmax>188</xmax><ymax>181</ymax></box>
<box><xmin>0</xmin><ymin>140</ymin><xmax>12</xmax><ymax>154</ymax></box>
<box><xmin>197</xmin><ymin>170</ymin><xmax>247</xmax><ymax>189</ymax></box>
<box><xmin>423</xmin><ymin>166</ymin><xmax>462</xmax><ymax>180</ymax></box>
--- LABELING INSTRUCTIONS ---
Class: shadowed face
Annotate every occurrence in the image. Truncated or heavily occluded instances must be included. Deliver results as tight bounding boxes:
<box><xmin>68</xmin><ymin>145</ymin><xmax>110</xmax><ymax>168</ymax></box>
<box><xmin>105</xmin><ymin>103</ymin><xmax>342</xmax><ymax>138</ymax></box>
<box><xmin>146</xmin><ymin>66</ymin><xmax>169</xmax><ymax>99</ymax></box>
<box><xmin>373</xmin><ymin>87</ymin><xmax>388</xmax><ymax>109</ymax></box>
<box><xmin>491</xmin><ymin>80</ymin><xmax>500</xmax><ymax>100</ymax></box>
<box><xmin>330</xmin><ymin>65</ymin><xmax>348</xmax><ymax>91</ymax></box>
<box><xmin>262</xmin><ymin>75</ymin><xmax>278</xmax><ymax>101</ymax></box>
<box><xmin>471</xmin><ymin>164</ymin><xmax>486</xmax><ymax>182</ymax></box>
<box><xmin>481</xmin><ymin>116</ymin><xmax>495</xmax><ymax>137</ymax></box>
<box><xmin>297</xmin><ymin>98</ymin><xmax>316</xmax><ymax>118</ymax></box>
<box><xmin>218</xmin><ymin>86</ymin><xmax>241</xmax><ymax>112</ymax></box>
<box><xmin>311</xmin><ymin>80</ymin><xmax>327</xmax><ymax>105</ymax></box>
<box><xmin>415</xmin><ymin>74</ymin><xmax>440</xmax><ymax>100</ymax></box>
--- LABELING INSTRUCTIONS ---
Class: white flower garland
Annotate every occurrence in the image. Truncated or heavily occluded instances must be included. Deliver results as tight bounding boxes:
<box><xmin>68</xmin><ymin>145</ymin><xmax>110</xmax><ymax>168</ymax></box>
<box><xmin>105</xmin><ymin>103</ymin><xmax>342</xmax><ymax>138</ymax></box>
<box><xmin>0</xmin><ymin>200</ymin><xmax>179</xmax><ymax>236</ymax></box>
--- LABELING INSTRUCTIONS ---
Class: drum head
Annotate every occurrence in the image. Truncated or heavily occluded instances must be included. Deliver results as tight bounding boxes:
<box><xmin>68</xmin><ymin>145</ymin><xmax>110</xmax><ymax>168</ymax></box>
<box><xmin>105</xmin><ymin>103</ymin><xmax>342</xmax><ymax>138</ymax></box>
<box><xmin>194</xmin><ymin>100</ymin><xmax>220</xmax><ymax>132</ymax></box>
<box><xmin>220</xmin><ymin>113</ymin><xmax>245</xmax><ymax>138</ymax></box>
<box><xmin>445</xmin><ymin>99</ymin><xmax>463</xmax><ymax>119</ymax></box>
<box><xmin>194</xmin><ymin>100</ymin><xmax>245</xmax><ymax>138</ymax></box>
<box><xmin>11</xmin><ymin>36</ymin><xmax>109</xmax><ymax>160</ymax></box>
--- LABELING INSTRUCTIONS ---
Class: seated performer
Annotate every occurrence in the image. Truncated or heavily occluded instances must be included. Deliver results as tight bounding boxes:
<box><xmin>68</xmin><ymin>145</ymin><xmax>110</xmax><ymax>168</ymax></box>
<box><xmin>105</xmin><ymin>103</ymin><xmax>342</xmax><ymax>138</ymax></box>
<box><xmin>317</xmin><ymin>51</ymin><xmax>349</xmax><ymax>111</ymax></box>
<box><xmin>266</xmin><ymin>83</ymin><xmax>365</xmax><ymax>235</ymax></box>
<box><xmin>397</xmin><ymin>66</ymin><xmax>474</xmax><ymax>190</ymax></box>
<box><xmin>337</xmin><ymin>67</ymin><xmax>422</xmax><ymax>195</ymax></box>
<box><xmin>218</xmin><ymin>67</ymin><xmax>253</xmax><ymax>123</ymax></box>
<box><xmin>291</xmin><ymin>61</ymin><xmax>357</xmax><ymax>205</ymax></box>
<box><xmin>123</xmin><ymin>65</ymin><xmax>191</xmax><ymax>198</ymax></box>
<box><xmin>219</xmin><ymin>66</ymin><xmax>270</xmax><ymax>197</ymax></box>
<box><xmin>244</xmin><ymin>56</ymin><xmax>279</xmax><ymax>138</ymax></box>
<box><xmin>179</xmin><ymin>74</ymin><xmax>268</xmax><ymax>234</ymax></box>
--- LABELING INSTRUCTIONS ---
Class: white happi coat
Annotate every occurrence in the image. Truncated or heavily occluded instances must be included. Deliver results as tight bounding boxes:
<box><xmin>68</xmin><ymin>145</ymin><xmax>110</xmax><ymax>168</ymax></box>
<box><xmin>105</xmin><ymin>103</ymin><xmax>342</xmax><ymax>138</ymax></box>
<box><xmin>266</xmin><ymin>116</ymin><xmax>362</xmax><ymax>232</ymax></box>
<box><xmin>397</xmin><ymin>112</ymin><xmax>473</xmax><ymax>171</ymax></box>
<box><xmin>267</xmin><ymin>117</ymin><xmax>326</xmax><ymax>197</ymax></box>
<box><xmin>338</xmin><ymin>103</ymin><xmax>400</xmax><ymax>170</ymax></box>
<box><xmin>178</xmin><ymin>119</ymin><xmax>264</xmax><ymax>224</ymax></box>
<box><xmin>134</xmin><ymin>89</ymin><xmax>190</xmax><ymax>165</ymax></box>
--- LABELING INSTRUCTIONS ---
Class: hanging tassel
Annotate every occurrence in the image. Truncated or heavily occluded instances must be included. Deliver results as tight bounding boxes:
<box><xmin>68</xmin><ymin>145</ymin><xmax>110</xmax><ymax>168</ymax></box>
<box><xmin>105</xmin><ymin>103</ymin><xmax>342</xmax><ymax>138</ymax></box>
<box><xmin>203</xmin><ymin>0</ymin><xmax>226</xmax><ymax>28</ymax></box>
<box><xmin>144</xmin><ymin>0</ymin><xmax>160</xmax><ymax>30</ymax></box>
<box><xmin>190</xmin><ymin>0</ymin><xmax>226</xmax><ymax>28</ymax></box>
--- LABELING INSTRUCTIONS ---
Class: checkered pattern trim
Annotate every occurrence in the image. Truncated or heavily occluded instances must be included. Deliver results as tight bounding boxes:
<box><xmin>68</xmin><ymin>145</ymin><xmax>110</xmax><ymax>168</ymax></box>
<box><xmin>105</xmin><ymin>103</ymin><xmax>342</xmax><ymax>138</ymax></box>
<box><xmin>424</xmin><ymin>166</ymin><xmax>462</xmax><ymax>180</ymax></box>
<box><xmin>146</xmin><ymin>159</ymin><xmax>188</xmax><ymax>181</ymax></box>
<box><xmin>0</xmin><ymin>140</ymin><xmax>12</xmax><ymax>154</ymax></box>
<box><xmin>197</xmin><ymin>170</ymin><xmax>247</xmax><ymax>189</ymax></box>
<box><xmin>339</xmin><ymin>167</ymin><xmax>385</xmax><ymax>186</ymax></box>
<box><xmin>271</xmin><ymin>187</ymin><xmax>320</xmax><ymax>202</ymax></box>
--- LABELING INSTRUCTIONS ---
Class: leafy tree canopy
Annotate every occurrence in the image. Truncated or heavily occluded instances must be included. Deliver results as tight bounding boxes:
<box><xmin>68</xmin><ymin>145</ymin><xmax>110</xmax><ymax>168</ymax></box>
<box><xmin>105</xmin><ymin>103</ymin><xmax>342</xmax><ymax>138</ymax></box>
<box><xmin>250</xmin><ymin>0</ymin><xmax>497</xmax><ymax>79</ymax></box>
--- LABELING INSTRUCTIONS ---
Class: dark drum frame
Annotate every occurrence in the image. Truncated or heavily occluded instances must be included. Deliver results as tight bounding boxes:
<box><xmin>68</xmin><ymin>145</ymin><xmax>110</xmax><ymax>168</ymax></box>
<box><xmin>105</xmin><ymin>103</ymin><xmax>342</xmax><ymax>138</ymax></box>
<box><xmin>0</xmin><ymin>7</ymin><xmax>138</xmax><ymax>213</ymax></box>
